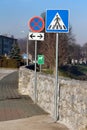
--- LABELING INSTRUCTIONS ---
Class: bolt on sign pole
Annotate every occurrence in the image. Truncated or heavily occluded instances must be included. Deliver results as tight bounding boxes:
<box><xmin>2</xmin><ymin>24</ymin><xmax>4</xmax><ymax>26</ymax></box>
<box><xmin>34</xmin><ymin>40</ymin><xmax>37</xmax><ymax>103</ymax></box>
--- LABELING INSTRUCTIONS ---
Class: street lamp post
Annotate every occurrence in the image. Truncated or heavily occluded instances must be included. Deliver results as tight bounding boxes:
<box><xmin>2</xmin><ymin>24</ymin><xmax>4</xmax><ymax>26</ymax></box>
<box><xmin>21</xmin><ymin>31</ymin><xmax>29</xmax><ymax>66</ymax></box>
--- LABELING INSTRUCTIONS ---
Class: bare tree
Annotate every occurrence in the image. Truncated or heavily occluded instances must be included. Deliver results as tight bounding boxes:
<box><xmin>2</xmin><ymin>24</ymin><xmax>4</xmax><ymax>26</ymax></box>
<box><xmin>37</xmin><ymin>33</ymin><xmax>56</xmax><ymax>69</ymax></box>
<box><xmin>28</xmin><ymin>12</ymin><xmax>77</xmax><ymax>73</ymax></box>
<box><xmin>58</xmin><ymin>33</ymin><xmax>68</xmax><ymax>66</ymax></box>
<box><xmin>82</xmin><ymin>43</ymin><xmax>87</xmax><ymax>59</ymax></box>
<box><xmin>18</xmin><ymin>38</ymin><xmax>27</xmax><ymax>53</ymax></box>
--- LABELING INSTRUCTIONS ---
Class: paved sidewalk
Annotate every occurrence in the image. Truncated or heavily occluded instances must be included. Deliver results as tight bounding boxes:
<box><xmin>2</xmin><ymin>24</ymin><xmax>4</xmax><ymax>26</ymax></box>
<box><xmin>0</xmin><ymin>68</ymin><xmax>17</xmax><ymax>80</ymax></box>
<box><xmin>0</xmin><ymin>69</ymin><xmax>69</xmax><ymax>130</ymax></box>
<box><xmin>0</xmin><ymin>115</ymin><xmax>69</xmax><ymax>130</ymax></box>
<box><xmin>0</xmin><ymin>71</ymin><xmax>46</xmax><ymax>121</ymax></box>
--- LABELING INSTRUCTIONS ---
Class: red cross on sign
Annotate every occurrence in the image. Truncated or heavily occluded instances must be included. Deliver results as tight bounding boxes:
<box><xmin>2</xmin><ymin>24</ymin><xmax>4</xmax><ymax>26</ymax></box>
<box><xmin>28</xmin><ymin>16</ymin><xmax>44</xmax><ymax>32</ymax></box>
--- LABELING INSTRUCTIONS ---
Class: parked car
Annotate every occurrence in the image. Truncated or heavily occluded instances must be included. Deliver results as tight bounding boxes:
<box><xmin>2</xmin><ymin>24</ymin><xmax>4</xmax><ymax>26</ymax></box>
<box><xmin>25</xmin><ymin>63</ymin><xmax>40</xmax><ymax>72</ymax></box>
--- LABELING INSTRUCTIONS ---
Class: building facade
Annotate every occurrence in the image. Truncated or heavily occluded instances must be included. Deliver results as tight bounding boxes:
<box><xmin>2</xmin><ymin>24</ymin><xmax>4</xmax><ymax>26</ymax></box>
<box><xmin>0</xmin><ymin>35</ymin><xmax>17</xmax><ymax>56</ymax></box>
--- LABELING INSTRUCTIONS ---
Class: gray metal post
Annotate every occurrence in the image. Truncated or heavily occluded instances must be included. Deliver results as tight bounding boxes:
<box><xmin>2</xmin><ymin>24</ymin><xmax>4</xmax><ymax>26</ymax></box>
<box><xmin>40</xmin><ymin>64</ymin><xmax>41</xmax><ymax>73</ymax></box>
<box><xmin>27</xmin><ymin>35</ymin><xmax>29</xmax><ymax>66</ymax></box>
<box><xmin>54</xmin><ymin>33</ymin><xmax>59</xmax><ymax>121</ymax></box>
<box><xmin>34</xmin><ymin>40</ymin><xmax>37</xmax><ymax>103</ymax></box>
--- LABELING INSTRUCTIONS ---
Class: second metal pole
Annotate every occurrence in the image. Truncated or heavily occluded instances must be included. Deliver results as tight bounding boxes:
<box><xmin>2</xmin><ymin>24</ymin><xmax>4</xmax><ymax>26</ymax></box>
<box><xmin>34</xmin><ymin>40</ymin><xmax>37</xmax><ymax>103</ymax></box>
<box><xmin>27</xmin><ymin>35</ymin><xmax>29</xmax><ymax>66</ymax></box>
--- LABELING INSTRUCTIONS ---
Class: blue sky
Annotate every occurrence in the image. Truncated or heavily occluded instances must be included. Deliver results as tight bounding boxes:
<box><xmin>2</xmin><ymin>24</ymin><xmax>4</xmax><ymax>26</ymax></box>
<box><xmin>0</xmin><ymin>0</ymin><xmax>87</xmax><ymax>45</ymax></box>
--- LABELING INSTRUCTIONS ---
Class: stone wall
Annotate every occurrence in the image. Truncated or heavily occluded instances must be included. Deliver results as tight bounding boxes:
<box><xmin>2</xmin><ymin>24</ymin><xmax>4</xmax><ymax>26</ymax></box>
<box><xmin>59</xmin><ymin>79</ymin><xmax>87</xmax><ymax>130</ymax></box>
<box><xmin>19</xmin><ymin>67</ymin><xmax>55</xmax><ymax>115</ymax></box>
<box><xmin>18</xmin><ymin>66</ymin><xmax>87</xmax><ymax>130</ymax></box>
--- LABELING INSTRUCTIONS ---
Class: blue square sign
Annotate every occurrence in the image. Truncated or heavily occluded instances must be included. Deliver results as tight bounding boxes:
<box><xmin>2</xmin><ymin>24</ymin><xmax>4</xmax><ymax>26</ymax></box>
<box><xmin>46</xmin><ymin>10</ymin><xmax>69</xmax><ymax>33</ymax></box>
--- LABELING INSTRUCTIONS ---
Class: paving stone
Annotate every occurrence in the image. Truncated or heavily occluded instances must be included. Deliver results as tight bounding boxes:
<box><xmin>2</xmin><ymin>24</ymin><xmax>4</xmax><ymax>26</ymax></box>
<box><xmin>0</xmin><ymin>71</ymin><xmax>47</xmax><ymax>121</ymax></box>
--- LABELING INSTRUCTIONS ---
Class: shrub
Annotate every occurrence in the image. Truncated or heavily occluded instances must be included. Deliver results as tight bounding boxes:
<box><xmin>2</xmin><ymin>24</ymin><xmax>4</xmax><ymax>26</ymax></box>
<box><xmin>0</xmin><ymin>56</ymin><xmax>19</xmax><ymax>68</ymax></box>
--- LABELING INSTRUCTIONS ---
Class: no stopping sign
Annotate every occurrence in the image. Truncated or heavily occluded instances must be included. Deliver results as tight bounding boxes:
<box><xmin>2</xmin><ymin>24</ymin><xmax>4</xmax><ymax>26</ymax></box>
<box><xmin>28</xmin><ymin>16</ymin><xmax>44</xmax><ymax>32</ymax></box>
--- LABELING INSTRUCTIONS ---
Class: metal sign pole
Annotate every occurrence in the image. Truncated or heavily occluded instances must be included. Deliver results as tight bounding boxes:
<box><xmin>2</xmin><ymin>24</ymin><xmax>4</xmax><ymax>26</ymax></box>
<box><xmin>46</xmin><ymin>9</ymin><xmax>69</xmax><ymax>121</ymax></box>
<box><xmin>54</xmin><ymin>33</ymin><xmax>59</xmax><ymax>121</ymax></box>
<box><xmin>34</xmin><ymin>40</ymin><xmax>37</xmax><ymax>103</ymax></box>
<box><xmin>28</xmin><ymin>16</ymin><xmax>45</xmax><ymax>104</ymax></box>
<box><xmin>27</xmin><ymin>35</ymin><xmax>29</xmax><ymax>66</ymax></box>
<box><xmin>40</xmin><ymin>64</ymin><xmax>41</xmax><ymax>73</ymax></box>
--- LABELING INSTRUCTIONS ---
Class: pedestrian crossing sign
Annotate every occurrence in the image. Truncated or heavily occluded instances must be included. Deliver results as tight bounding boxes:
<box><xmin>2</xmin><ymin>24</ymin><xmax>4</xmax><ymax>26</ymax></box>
<box><xmin>46</xmin><ymin>10</ymin><xmax>69</xmax><ymax>33</ymax></box>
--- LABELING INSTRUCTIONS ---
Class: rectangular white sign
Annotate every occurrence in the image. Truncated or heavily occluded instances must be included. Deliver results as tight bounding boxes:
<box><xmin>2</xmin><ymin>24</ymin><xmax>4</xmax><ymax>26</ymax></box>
<box><xmin>29</xmin><ymin>32</ymin><xmax>44</xmax><ymax>41</ymax></box>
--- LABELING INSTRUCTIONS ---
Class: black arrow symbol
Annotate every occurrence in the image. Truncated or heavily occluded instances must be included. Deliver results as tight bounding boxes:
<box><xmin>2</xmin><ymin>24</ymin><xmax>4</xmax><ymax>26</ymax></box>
<box><xmin>37</xmin><ymin>34</ymin><xmax>43</xmax><ymax>39</ymax></box>
<box><xmin>30</xmin><ymin>33</ymin><xmax>35</xmax><ymax>39</ymax></box>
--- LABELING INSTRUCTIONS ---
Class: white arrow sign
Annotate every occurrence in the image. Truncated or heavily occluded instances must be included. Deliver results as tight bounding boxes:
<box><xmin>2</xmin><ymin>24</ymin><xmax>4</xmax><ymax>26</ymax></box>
<box><xmin>29</xmin><ymin>32</ymin><xmax>44</xmax><ymax>41</ymax></box>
